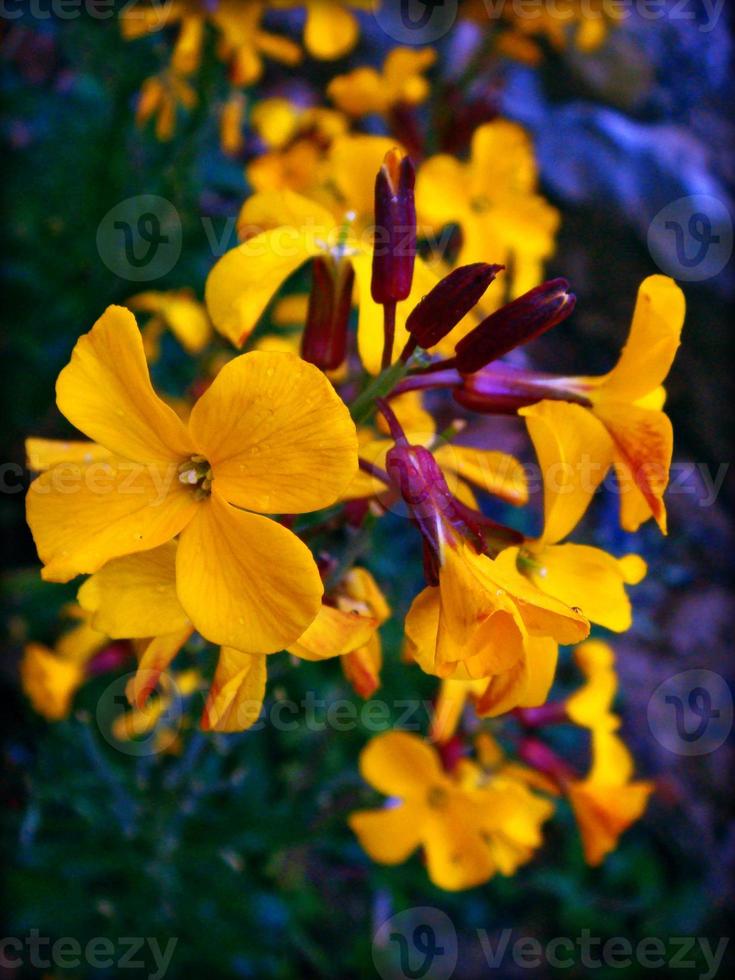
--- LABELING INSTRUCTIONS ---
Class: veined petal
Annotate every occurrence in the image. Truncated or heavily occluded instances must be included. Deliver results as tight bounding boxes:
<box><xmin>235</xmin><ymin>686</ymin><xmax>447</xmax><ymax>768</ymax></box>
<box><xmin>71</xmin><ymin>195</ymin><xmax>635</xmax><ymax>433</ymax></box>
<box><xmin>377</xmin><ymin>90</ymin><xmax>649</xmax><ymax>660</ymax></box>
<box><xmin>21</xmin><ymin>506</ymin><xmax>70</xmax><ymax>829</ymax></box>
<box><xmin>77</xmin><ymin>542</ymin><xmax>189</xmax><ymax>638</ymax></box>
<box><xmin>56</xmin><ymin>306</ymin><xmax>194</xmax><ymax>464</ymax></box>
<box><xmin>175</xmin><ymin>493</ymin><xmax>323</xmax><ymax>653</ymax></box>
<box><xmin>189</xmin><ymin>351</ymin><xmax>357</xmax><ymax>513</ymax></box>
<box><xmin>520</xmin><ymin>400</ymin><xmax>615</xmax><ymax>544</ymax></box>
<box><xmin>434</xmin><ymin>446</ymin><xmax>528</xmax><ymax>505</ymax></box>
<box><xmin>288</xmin><ymin>604</ymin><xmax>378</xmax><ymax>661</ymax></box>
<box><xmin>349</xmin><ymin>803</ymin><xmax>424</xmax><ymax>864</ymax></box>
<box><xmin>359</xmin><ymin>731</ymin><xmax>445</xmax><ymax>799</ymax></box>
<box><xmin>595</xmin><ymin>275</ymin><xmax>685</xmax><ymax>403</ymax></box>
<box><xmin>26</xmin><ymin>438</ymin><xmax>112</xmax><ymax>471</ymax></box>
<box><xmin>595</xmin><ymin>401</ymin><xmax>672</xmax><ymax>533</ymax></box>
<box><xmin>205</xmin><ymin>229</ymin><xmax>319</xmax><ymax>347</ymax></box>
<box><xmin>526</xmin><ymin>543</ymin><xmax>643</xmax><ymax>632</ymax></box>
<box><xmin>26</xmin><ymin>458</ymin><xmax>197</xmax><ymax>583</ymax></box>
<box><xmin>202</xmin><ymin>649</ymin><xmax>267</xmax><ymax>732</ymax></box>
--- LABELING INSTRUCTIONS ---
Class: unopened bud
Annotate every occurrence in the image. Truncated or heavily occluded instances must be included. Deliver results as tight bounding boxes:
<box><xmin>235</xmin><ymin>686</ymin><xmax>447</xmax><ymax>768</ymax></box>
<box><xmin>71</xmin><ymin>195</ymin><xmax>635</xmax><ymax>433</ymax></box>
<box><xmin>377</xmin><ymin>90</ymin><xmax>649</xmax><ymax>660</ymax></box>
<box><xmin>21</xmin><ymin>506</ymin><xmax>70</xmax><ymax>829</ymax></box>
<box><xmin>371</xmin><ymin>148</ymin><xmax>416</xmax><ymax>305</ymax></box>
<box><xmin>405</xmin><ymin>263</ymin><xmax>503</xmax><ymax>351</ymax></box>
<box><xmin>454</xmin><ymin>278</ymin><xmax>576</xmax><ymax>374</ymax></box>
<box><xmin>301</xmin><ymin>256</ymin><xmax>354</xmax><ymax>371</ymax></box>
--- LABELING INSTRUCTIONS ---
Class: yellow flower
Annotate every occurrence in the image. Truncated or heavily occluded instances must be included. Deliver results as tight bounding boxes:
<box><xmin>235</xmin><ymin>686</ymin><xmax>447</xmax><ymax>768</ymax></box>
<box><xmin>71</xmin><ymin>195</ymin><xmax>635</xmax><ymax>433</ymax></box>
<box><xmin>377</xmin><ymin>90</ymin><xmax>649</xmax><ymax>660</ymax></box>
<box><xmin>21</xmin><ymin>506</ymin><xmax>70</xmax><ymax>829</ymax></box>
<box><xmin>26</xmin><ymin>305</ymin><xmax>357</xmax><ymax>656</ymax></box>
<box><xmin>122</xmin><ymin>1</ymin><xmax>302</xmax><ymax>86</ymax></box>
<box><xmin>405</xmin><ymin>539</ymin><xmax>588</xmax><ymax>681</ymax></box>
<box><xmin>77</xmin><ymin>542</ymin><xmax>381</xmax><ymax>732</ymax></box>
<box><xmin>568</xmin><ymin>728</ymin><xmax>654</xmax><ymax>865</ymax></box>
<box><xmin>565</xmin><ymin>640</ymin><xmax>621</xmax><ymax>732</ymax></box>
<box><xmin>416</xmin><ymin>121</ymin><xmax>559</xmax><ymax>309</ymax></box>
<box><xmin>349</xmin><ymin>731</ymin><xmax>553</xmax><ymax>890</ymax></box>
<box><xmin>207</xmin><ymin>141</ymin><xmax>441</xmax><ymax>371</ymax></box>
<box><xmin>127</xmin><ymin>289</ymin><xmax>211</xmax><ymax>360</ymax></box>
<box><xmin>327</xmin><ymin>47</ymin><xmax>436</xmax><ymax>117</ymax></box>
<box><xmin>520</xmin><ymin>275</ymin><xmax>685</xmax><ymax>534</ymax></box>
<box><xmin>20</xmin><ymin>606</ymin><xmax>109</xmax><ymax>721</ymax></box>
<box><xmin>135</xmin><ymin>72</ymin><xmax>197</xmax><ymax>142</ymax></box>
<box><xmin>273</xmin><ymin>0</ymin><xmax>372</xmax><ymax>59</ymax></box>
<box><xmin>345</xmin><ymin>391</ymin><xmax>529</xmax><ymax>509</ymax></box>
<box><xmin>332</xmin><ymin>567</ymin><xmax>390</xmax><ymax>698</ymax></box>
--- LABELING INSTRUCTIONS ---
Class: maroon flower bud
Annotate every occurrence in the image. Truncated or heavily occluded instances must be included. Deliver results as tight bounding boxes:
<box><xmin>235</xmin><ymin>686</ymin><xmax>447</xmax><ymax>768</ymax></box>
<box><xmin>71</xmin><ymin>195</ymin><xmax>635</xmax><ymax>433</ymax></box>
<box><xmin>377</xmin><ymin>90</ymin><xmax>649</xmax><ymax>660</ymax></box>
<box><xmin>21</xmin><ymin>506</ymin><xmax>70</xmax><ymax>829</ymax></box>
<box><xmin>371</xmin><ymin>148</ymin><xmax>416</xmax><ymax>305</ymax></box>
<box><xmin>454</xmin><ymin>278</ymin><xmax>576</xmax><ymax>374</ymax></box>
<box><xmin>301</xmin><ymin>256</ymin><xmax>354</xmax><ymax>371</ymax></box>
<box><xmin>516</xmin><ymin>736</ymin><xmax>578</xmax><ymax>788</ymax></box>
<box><xmin>404</xmin><ymin>262</ymin><xmax>503</xmax><ymax>353</ymax></box>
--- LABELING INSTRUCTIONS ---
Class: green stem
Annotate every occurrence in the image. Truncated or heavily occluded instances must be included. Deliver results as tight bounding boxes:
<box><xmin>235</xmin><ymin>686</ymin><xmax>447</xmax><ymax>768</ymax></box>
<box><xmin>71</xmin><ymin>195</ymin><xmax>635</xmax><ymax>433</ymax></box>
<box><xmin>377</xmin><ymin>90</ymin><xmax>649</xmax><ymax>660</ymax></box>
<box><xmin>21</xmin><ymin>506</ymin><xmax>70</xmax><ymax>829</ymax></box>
<box><xmin>349</xmin><ymin>359</ymin><xmax>412</xmax><ymax>425</ymax></box>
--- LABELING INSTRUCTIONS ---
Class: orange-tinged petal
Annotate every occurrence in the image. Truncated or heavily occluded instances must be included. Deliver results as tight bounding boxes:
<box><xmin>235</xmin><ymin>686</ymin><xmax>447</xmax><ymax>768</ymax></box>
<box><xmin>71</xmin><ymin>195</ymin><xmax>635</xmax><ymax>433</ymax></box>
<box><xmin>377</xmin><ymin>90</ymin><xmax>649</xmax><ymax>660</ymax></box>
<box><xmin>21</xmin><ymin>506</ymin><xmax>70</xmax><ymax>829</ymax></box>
<box><xmin>595</xmin><ymin>275</ymin><xmax>685</xmax><ymax>403</ymax></box>
<box><xmin>21</xmin><ymin>643</ymin><xmax>85</xmax><ymax>721</ymax></box>
<box><xmin>526</xmin><ymin>542</ymin><xmax>645</xmax><ymax>632</ymax></box>
<box><xmin>26</xmin><ymin>458</ymin><xmax>198</xmax><ymax>583</ymax></box>
<box><xmin>349</xmin><ymin>803</ymin><xmax>424</xmax><ymax>864</ymax></box>
<box><xmin>341</xmin><ymin>635</ymin><xmax>382</xmax><ymax>698</ymax></box>
<box><xmin>56</xmin><ymin>306</ymin><xmax>194</xmax><ymax>464</ymax></box>
<box><xmin>202</xmin><ymin>648</ymin><xmax>267</xmax><ymax>732</ymax></box>
<box><xmin>175</xmin><ymin>493</ymin><xmax>323</xmax><ymax>653</ymax></box>
<box><xmin>26</xmin><ymin>438</ymin><xmax>112</xmax><ymax>471</ymax></box>
<box><xmin>569</xmin><ymin>779</ymin><xmax>654</xmax><ymax>866</ymax></box>
<box><xmin>520</xmin><ymin>399</ymin><xmax>615</xmax><ymax>544</ymax></box>
<box><xmin>359</xmin><ymin>731</ymin><xmax>445</xmax><ymax>799</ymax></box>
<box><xmin>430</xmin><ymin>678</ymin><xmax>484</xmax><ymax>743</ymax></box>
<box><xmin>595</xmin><ymin>401</ymin><xmax>672</xmax><ymax>533</ymax></box>
<box><xmin>189</xmin><ymin>351</ymin><xmax>357</xmax><ymax>513</ymax></box>
<box><xmin>288</xmin><ymin>604</ymin><xmax>378</xmax><ymax>661</ymax></box>
<box><xmin>126</xmin><ymin>627</ymin><xmax>193</xmax><ymax>708</ymax></box>
<box><xmin>77</xmin><ymin>543</ymin><xmax>190</xmax><ymax>639</ymax></box>
<box><xmin>205</xmin><ymin>229</ymin><xmax>319</xmax><ymax>347</ymax></box>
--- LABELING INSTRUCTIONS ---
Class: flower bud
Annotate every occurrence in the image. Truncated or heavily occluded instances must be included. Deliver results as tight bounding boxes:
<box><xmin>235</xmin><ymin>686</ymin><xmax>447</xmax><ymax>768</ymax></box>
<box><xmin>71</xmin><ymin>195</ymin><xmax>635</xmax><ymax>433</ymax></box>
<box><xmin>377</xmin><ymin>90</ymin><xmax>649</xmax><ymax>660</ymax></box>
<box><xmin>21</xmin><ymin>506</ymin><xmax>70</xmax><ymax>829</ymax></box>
<box><xmin>301</xmin><ymin>256</ymin><xmax>354</xmax><ymax>371</ymax></box>
<box><xmin>371</xmin><ymin>148</ymin><xmax>416</xmax><ymax>305</ymax></box>
<box><xmin>454</xmin><ymin>278</ymin><xmax>576</xmax><ymax>374</ymax></box>
<box><xmin>405</xmin><ymin>262</ymin><xmax>503</xmax><ymax>350</ymax></box>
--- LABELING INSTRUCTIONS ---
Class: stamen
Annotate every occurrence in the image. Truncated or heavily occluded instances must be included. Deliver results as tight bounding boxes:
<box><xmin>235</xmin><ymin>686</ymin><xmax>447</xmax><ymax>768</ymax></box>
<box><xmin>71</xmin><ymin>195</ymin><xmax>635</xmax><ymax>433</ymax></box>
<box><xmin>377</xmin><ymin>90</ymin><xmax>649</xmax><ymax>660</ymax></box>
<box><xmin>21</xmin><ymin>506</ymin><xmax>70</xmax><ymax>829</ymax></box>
<box><xmin>177</xmin><ymin>455</ymin><xmax>213</xmax><ymax>499</ymax></box>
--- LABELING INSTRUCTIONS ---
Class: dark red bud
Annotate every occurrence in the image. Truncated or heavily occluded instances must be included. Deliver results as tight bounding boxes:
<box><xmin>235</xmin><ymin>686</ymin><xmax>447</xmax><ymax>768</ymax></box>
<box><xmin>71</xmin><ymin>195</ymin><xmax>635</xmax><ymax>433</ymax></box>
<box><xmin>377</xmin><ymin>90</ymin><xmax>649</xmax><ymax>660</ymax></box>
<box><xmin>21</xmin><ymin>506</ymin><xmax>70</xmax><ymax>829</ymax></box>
<box><xmin>405</xmin><ymin>263</ymin><xmax>503</xmax><ymax>350</ymax></box>
<box><xmin>516</xmin><ymin>736</ymin><xmax>578</xmax><ymax>788</ymax></box>
<box><xmin>454</xmin><ymin>278</ymin><xmax>576</xmax><ymax>374</ymax></box>
<box><xmin>371</xmin><ymin>149</ymin><xmax>416</xmax><ymax>305</ymax></box>
<box><xmin>301</xmin><ymin>256</ymin><xmax>354</xmax><ymax>371</ymax></box>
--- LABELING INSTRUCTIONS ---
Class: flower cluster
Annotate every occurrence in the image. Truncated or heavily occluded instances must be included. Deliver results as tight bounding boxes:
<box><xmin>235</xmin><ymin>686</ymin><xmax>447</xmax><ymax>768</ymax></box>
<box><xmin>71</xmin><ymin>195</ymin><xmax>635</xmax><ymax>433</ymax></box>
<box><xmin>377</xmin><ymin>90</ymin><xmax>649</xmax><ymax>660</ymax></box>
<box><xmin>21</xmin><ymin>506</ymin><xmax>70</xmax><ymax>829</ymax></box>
<box><xmin>24</xmin><ymin>8</ymin><xmax>681</xmax><ymax>892</ymax></box>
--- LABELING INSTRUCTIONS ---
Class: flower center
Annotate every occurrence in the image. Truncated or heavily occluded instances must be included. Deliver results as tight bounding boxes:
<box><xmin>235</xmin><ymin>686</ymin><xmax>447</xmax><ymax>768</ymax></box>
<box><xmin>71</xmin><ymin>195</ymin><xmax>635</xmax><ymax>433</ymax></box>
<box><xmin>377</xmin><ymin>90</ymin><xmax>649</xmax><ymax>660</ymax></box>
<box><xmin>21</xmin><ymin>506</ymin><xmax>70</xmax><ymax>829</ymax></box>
<box><xmin>178</xmin><ymin>454</ymin><xmax>212</xmax><ymax>499</ymax></box>
<box><xmin>426</xmin><ymin>786</ymin><xmax>450</xmax><ymax>810</ymax></box>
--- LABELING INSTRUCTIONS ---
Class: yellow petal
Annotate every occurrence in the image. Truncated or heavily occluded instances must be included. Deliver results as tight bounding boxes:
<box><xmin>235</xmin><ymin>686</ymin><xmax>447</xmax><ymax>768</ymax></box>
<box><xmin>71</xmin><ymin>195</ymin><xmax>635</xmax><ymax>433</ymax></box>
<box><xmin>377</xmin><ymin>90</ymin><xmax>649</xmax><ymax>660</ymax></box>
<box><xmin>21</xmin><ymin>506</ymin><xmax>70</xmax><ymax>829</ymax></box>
<box><xmin>359</xmin><ymin>730</ymin><xmax>445</xmax><ymax>799</ymax></box>
<box><xmin>304</xmin><ymin>0</ymin><xmax>359</xmax><ymax>59</ymax></box>
<box><xmin>175</xmin><ymin>493</ymin><xmax>323</xmax><ymax>653</ymax></box>
<box><xmin>565</xmin><ymin>640</ymin><xmax>618</xmax><ymax>730</ymax></box>
<box><xmin>77</xmin><ymin>542</ymin><xmax>190</xmax><ymax>638</ymax></box>
<box><xmin>416</xmin><ymin>154</ymin><xmax>469</xmax><ymax>231</ymax></box>
<box><xmin>435</xmin><ymin>446</ymin><xmax>528</xmax><ymax>505</ymax></box>
<box><xmin>569</xmin><ymin>778</ymin><xmax>654</xmax><ymax>865</ymax></box>
<box><xmin>595</xmin><ymin>275</ymin><xmax>685</xmax><ymax>403</ymax></box>
<box><xmin>288</xmin><ymin>604</ymin><xmax>378</xmax><ymax>661</ymax></box>
<box><xmin>349</xmin><ymin>803</ymin><xmax>424</xmax><ymax>864</ymax></box>
<box><xmin>126</xmin><ymin>627</ymin><xmax>193</xmax><ymax>708</ymax></box>
<box><xmin>202</xmin><ymin>648</ymin><xmax>267</xmax><ymax>732</ymax></box>
<box><xmin>520</xmin><ymin>400</ymin><xmax>615</xmax><ymax>544</ymax></box>
<box><xmin>237</xmin><ymin>189</ymin><xmax>336</xmax><ymax>238</ymax></box>
<box><xmin>328</xmin><ymin>134</ymin><xmax>403</xmax><ymax>219</ymax></box>
<box><xmin>341</xmin><ymin>635</ymin><xmax>382</xmax><ymax>698</ymax></box>
<box><xmin>26</xmin><ymin>459</ymin><xmax>198</xmax><ymax>582</ymax></box>
<box><xmin>189</xmin><ymin>350</ymin><xmax>357</xmax><ymax>513</ymax></box>
<box><xmin>327</xmin><ymin>66</ymin><xmax>386</xmax><ymax>116</ymax></box>
<box><xmin>26</xmin><ymin>438</ymin><xmax>112</xmax><ymax>471</ymax></box>
<box><xmin>55</xmin><ymin>608</ymin><xmax>107</xmax><ymax>663</ymax></box>
<box><xmin>205</xmin><ymin>230</ymin><xmax>319</xmax><ymax>347</ymax></box>
<box><xmin>595</xmin><ymin>400</ymin><xmax>672</xmax><ymax>533</ymax></box>
<box><xmin>526</xmin><ymin>542</ymin><xmax>643</xmax><ymax>632</ymax></box>
<box><xmin>21</xmin><ymin>643</ymin><xmax>85</xmax><ymax>721</ymax></box>
<box><xmin>423</xmin><ymin>803</ymin><xmax>496</xmax><ymax>891</ymax></box>
<box><xmin>56</xmin><ymin>306</ymin><xmax>194</xmax><ymax>464</ymax></box>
